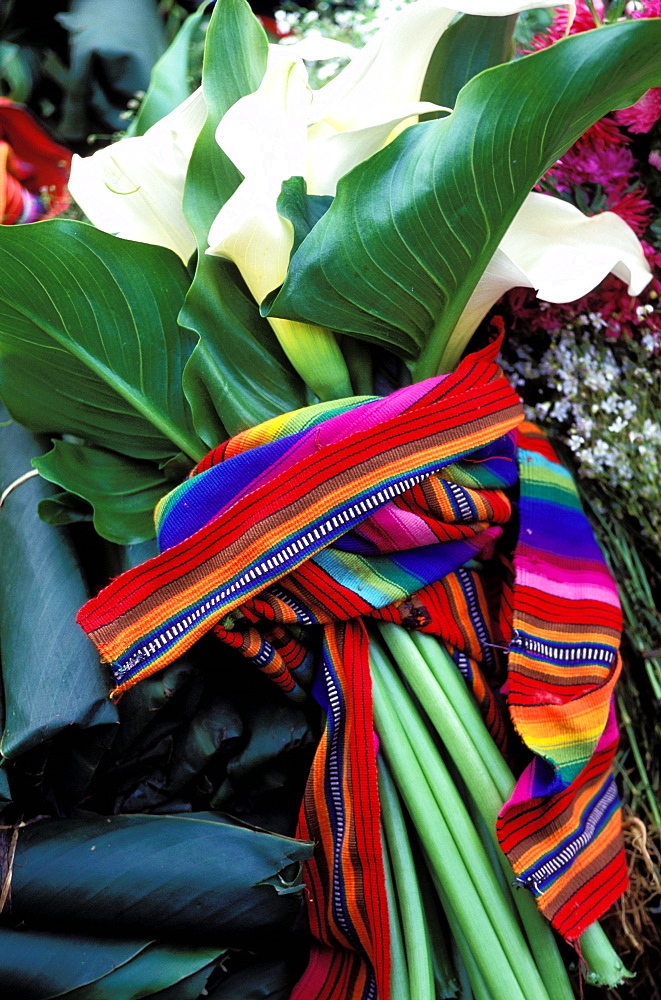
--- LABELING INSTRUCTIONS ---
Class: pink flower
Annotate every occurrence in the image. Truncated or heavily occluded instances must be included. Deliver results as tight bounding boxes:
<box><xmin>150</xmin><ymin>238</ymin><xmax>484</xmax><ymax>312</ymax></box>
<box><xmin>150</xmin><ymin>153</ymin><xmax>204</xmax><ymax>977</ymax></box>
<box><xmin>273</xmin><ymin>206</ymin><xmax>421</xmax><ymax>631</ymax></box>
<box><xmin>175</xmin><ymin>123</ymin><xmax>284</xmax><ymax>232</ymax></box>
<box><xmin>606</xmin><ymin>186</ymin><xmax>654</xmax><ymax>236</ymax></box>
<box><xmin>615</xmin><ymin>87</ymin><xmax>661</xmax><ymax>134</ymax></box>
<box><xmin>528</xmin><ymin>0</ymin><xmax>603</xmax><ymax>51</ymax></box>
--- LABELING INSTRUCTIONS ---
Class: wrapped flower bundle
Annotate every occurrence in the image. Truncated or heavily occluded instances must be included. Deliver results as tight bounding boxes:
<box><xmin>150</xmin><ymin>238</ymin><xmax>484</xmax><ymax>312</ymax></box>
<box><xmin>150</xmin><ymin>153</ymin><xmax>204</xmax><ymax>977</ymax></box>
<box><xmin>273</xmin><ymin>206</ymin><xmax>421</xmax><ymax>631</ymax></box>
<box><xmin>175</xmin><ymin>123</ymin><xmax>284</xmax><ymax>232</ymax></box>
<box><xmin>0</xmin><ymin>0</ymin><xmax>659</xmax><ymax>996</ymax></box>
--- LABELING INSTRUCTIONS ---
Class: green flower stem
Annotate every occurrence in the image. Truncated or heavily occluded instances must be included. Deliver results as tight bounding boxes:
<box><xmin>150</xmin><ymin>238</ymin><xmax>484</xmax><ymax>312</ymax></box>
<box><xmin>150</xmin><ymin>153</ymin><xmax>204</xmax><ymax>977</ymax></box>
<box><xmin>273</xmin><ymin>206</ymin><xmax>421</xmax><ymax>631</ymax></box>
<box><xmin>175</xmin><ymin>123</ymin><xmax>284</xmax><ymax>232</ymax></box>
<box><xmin>451</xmin><ymin>936</ymin><xmax>474</xmax><ymax>1000</ymax></box>
<box><xmin>433</xmin><ymin>870</ymin><xmax>494</xmax><ymax>1000</ymax></box>
<box><xmin>415</xmin><ymin>855</ymin><xmax>459</xmax><ymax>999</ymax></box>
<box><xmin>377</xmin><ymin>756</ymin><xmax>435</xmax><ymax>1000</ymax></box>
<box><xmin>407</xmin><ymin>628</ymin><xmax>630</xmax><ymax>990</ymax></box>
<box><xmin>370</xmin><ymin>644</ymin><xmax>547</xmax><ymax>1000</ymax></box>
<box><xmin>384</xmin><ymin>625</ymin><xmax>573</xmax><ymax>997</ymax></box>
<box><xmin>380</xmin><ymin>827</ymin><xmax>411</xmax><ymax>1000</ymax></box>
<box><xmin>617</xmin><ymin>692</ymin><xmax>661</xmax><ymax>830</ymax></box>
<box><xmin>578</xmin><ymin>923</ymin><xmax>635</xmax><ymax>988</ymax></box>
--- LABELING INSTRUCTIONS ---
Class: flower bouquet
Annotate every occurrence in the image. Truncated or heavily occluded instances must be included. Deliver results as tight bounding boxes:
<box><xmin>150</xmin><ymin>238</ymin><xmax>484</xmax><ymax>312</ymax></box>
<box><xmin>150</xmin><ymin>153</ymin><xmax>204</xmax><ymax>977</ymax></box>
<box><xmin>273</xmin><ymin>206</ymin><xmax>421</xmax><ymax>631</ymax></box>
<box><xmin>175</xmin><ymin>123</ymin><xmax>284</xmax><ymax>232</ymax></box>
<box><xmin>0</xmin><ymin>0</ymin><xmax>660</xmax><ymax>997</ymax></box>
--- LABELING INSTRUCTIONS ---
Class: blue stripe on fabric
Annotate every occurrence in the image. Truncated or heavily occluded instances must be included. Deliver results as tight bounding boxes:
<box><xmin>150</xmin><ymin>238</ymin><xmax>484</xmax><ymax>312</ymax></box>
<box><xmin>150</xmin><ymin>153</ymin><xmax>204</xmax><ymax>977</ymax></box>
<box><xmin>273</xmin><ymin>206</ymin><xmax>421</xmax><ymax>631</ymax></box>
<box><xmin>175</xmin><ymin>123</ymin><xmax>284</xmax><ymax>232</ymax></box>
<box><xmin>516</xmin><ymin>777</ymin><xmax>620</xmax><ymax>894</ymax></box>
<box><xmin>158</xmin><ymin>432</ymin><xmax>307</xmax><ymax>551</ymax></box>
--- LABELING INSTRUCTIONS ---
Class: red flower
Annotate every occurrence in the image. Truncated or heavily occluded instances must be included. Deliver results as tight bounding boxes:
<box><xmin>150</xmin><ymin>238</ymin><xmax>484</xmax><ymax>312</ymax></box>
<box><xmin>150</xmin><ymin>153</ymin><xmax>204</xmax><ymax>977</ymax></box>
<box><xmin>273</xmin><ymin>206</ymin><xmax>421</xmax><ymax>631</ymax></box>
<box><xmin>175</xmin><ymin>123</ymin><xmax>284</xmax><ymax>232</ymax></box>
<box><xmin>0</xmin><ymin>98</ymin><xmax>71</xmax><ymax>224</ymax></box>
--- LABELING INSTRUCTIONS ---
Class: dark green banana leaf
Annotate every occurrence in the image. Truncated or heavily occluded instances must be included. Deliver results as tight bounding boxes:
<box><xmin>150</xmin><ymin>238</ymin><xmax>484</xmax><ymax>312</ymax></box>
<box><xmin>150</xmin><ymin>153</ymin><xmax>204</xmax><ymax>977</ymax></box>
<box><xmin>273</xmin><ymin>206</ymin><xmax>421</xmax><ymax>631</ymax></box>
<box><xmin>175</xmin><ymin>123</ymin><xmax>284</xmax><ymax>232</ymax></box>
<box><xmin>12</xmin><ymin>812</ymin><xmax>313</xmax><ymax>943</ymax></box>
<box><xmin>62</xmin><ymin>942</ymin><xmax>220</xmax><ymax>1000</ymax></box>
<box><xmin>0</xmin><ymin>410</ymin><xmax>117</xmax><ymax>761</ymax></box>
<box><xmin>205</xmin><ymin>958</ymin><xmax>292</xmax><ymax>999</ymax></box>
<box><xmin>0</xmin><ymin>926</ymin><xmax>224</xmax><ymax>1000</ymax></box>
<box><xmin>267</xmin><ymin>19</ymin><xmax>661</xmax><ymax>377</ymax></box>
<box><xmin>180</xmin><ymin>0</ymin><xmax>307</xmax><ymax>442</ymax></box>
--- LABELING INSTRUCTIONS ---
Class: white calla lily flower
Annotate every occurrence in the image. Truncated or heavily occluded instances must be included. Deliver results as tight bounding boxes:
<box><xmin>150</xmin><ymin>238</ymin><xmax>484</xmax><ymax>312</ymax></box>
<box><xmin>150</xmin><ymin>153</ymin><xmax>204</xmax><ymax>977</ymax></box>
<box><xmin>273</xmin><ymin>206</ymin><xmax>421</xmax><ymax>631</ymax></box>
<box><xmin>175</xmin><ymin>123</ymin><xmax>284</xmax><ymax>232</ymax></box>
<box><xmin>207</xmin><ymin>45</ymin><xmax>440</xmax><ymax>296</ymax></box>
<box><xmin>207</xmin><ymin>0</ymin><xmax>576</xmax><ymax>308</ymax></box>
<box><xmin>307</xmin><ymin>0</ymin><xmax>572</xmax><ymax>136</ymax></box>
<box><xmin>68</xmin><ymin>89</ymin><xmax>206</xmax><ymax>262</ymax></box>
<box><xmin>443</xmin><ymin>192</ymin><xmax>652</xmax><ymax>369</ymax></box>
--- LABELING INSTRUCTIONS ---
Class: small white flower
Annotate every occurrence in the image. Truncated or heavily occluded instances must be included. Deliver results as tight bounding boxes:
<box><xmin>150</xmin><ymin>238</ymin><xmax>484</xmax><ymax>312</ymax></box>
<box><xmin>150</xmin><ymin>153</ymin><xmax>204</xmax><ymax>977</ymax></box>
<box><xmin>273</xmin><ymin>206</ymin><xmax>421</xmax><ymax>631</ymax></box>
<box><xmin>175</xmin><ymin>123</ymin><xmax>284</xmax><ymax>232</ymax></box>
<box><xmin>608</xmin><ymin>415</ymin><xmax>628</xmax><ymax>434</ymax></box>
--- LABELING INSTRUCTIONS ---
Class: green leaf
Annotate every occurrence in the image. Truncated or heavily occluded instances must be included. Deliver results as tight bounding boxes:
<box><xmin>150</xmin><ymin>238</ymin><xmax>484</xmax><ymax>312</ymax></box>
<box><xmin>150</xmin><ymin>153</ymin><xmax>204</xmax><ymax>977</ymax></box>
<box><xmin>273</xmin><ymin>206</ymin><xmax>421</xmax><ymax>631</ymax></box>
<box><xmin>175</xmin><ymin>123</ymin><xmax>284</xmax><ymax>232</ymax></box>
<box><xmin>34</xmin><ymin>441</ymin><xmax>172</xmax><ymax>545</ymax></box>
<box><xmin>167</xmin><ymin>695</ymin><xmax>243</xmax><ymax>798</ymax></box>
<box><xmin>131</xmin><ymin>2</ymin><xmax>213</xmax><ymax>136</ymax></box>
<box><xmin>135</xmin><ymin>963</ymin><xmax>217</xmax><ymax>1000</ymax></box>
<box><xmin>226</xmin><ymin>701</ymin><xmax>314</xmax><ymax>796</ymax></box>
<box><xmin>0</xmin><ymin>411</ymin><xmax>117</xmax><ymax>761</ymax></box>
<box><xmin>420</xmin><ymin>12</ymin><xmax>517</xmax><ymax>113</ymax></box>
<box><xmin>64</xmin><ymin>942</ymin><xmax>221</xmax><ymax>1000</ymax></box>
<box><xmin>277</xmin><ymin>177</ymin><xmax>333</xmax><ymax>257</ymax></box>
<box><xmin>110</xmin><ymin>658</ymin><xmax>195</xmax><ymax>759</ymax></box>
<box><xmin>268</xmin><ymin>20</ymin><xmax>661</xmax><ymax>376</ymax></box>
<box><xmin>38</xmin><ymin>491</ymin><xmax>94</xmax><ymax>527</ymax></box>
<box><xmin>13</xmin><ymin>812</ymin><xmax>313</xmax><ymax>943</ymax></box>
<box><xmin>0</xmin><ymin>221</ymin><xmax>205</xmax><ymax>462</ymax></box>
<box><xmin>205</xmin><ymin>959</ymin><xmax>292</xmax><ymax>999</ymax></box>
<box><xmin>180</xmin><ymin>0</ymin><xmax>306</xmax><ymax>442</ymax></box>
<box><xmin>0</xmin><ymin>926</ymin><xmax>223</xmax><ymax>1000</ymax></box>
<box><xmin>0</xmin><ymin>928</ymin><xmax>150</xmax><ymax>999</ymax></box>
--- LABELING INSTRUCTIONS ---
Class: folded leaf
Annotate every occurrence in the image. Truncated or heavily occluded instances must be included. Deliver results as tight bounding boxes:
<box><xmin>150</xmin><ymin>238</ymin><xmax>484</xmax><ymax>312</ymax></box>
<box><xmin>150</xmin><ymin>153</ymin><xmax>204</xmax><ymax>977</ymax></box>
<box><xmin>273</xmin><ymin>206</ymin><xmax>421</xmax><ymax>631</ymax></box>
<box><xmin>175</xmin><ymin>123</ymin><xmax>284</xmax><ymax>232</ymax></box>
<box><xmin>0</xmin><ymin>221</ymin><xmax>204</xmax><ymax>462</ymax></box>
<box><xmin>0</xmin><ymin>409</ymin><xmax>117</xmax><ymax>760</ymax></box>
<box><xmin>13</xmin><ymin>812</ymin><xmax>313</xmax><ymax>943</ymax></box>
<box><xmin>34</xmin><ymin>441</ymin><xmax>172</xmax><ymax>545</ymax></box>
<box><xmin>0</xmin><ymin>928</ymin><xmax>151</xmax><ymax>999</ymax></box>
<box><xmin>0</xmin><ymin>926</ymin><xmax>223</xmax><ymax>1000</ymax></box>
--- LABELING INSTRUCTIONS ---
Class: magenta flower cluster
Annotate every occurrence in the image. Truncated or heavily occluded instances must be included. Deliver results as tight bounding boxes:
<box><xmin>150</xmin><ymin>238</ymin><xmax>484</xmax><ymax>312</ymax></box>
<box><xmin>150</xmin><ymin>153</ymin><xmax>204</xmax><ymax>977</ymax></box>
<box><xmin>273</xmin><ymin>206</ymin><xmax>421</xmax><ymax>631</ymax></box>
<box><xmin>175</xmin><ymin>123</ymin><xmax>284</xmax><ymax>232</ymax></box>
<box><xmin>507</xmin><ymin>0</ymin><xmax>661</xmax><ymax>340</ymax></box>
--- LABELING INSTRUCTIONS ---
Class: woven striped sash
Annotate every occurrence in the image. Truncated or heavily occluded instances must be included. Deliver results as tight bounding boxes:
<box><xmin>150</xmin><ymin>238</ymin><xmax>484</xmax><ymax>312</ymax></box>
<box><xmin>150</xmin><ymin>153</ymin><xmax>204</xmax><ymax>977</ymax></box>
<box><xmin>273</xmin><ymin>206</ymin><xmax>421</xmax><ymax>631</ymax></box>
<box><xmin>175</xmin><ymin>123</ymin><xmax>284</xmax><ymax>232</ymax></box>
<box><xmin>78</xmin><ymin>340</ymin><xmax>625</xmax><ymax>998</ymax></box>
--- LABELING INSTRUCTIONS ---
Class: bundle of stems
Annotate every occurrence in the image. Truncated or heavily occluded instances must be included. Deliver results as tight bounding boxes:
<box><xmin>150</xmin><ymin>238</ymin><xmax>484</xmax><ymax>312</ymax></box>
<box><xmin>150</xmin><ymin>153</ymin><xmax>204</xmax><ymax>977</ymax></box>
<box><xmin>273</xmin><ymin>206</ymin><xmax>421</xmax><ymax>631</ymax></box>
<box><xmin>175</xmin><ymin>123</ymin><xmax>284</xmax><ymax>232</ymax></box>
<box><xmin>370</xmin><ymin>623</ymin><xmax>633</xmax><ymax>997</ymax></box>
<box><xmin>577</xmin><ymin>488</ymin><xmax>661</xmax><ymax>835</ymax></box>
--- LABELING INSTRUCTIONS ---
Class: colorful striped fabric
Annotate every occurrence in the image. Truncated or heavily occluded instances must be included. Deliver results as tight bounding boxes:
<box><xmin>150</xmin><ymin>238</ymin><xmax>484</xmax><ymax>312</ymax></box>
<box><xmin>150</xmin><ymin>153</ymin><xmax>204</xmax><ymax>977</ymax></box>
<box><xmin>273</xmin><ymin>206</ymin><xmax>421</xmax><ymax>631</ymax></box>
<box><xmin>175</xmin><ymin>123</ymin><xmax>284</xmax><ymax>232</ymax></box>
<box><xmin>78</xmin><ymin>340</ymin><xmax>626</xmax><ymax>997</ymax></box>
<box><xmin>496</xmin><ymin>423</ymin><xmax>626</xmax><ymax>939</ymax></box>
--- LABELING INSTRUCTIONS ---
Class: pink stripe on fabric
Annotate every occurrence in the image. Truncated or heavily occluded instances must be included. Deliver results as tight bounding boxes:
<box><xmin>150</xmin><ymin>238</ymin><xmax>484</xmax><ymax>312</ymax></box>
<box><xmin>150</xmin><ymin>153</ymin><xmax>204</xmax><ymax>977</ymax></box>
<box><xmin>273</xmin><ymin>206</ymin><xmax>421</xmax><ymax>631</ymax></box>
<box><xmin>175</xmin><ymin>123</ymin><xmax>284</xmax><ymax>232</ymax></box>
<box><xmin>517</xmin><ymin>571</ymin><xmax>621</xmax><ymax>609</ymax></box>
<box><xmin>359</xmin><ymin>505</ymin><xmax>441</xmax><ymax>552</ymax></box>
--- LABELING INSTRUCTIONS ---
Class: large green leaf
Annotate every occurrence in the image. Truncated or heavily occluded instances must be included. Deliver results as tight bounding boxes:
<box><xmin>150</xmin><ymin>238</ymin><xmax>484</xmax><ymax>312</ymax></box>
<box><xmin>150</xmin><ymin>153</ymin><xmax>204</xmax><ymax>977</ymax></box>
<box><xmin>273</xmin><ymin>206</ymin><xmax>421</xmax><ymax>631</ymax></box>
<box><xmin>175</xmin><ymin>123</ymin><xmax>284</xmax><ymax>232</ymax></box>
<box><xmin>268</xmin><ymin>20</ymin><xmax>661</xmax><ymax>376</ymax></box>
<box><xmin>0</xmin><ymin>927</ymin><xmax>223</xmax><ymax>1000</ymax></box>
<box><xmin>0</xmin><ymin>929</ymin><xmax>150</xmax><ymax>999</ymax></box>
<box><xmin>420</xmin><ymin>12</ymin><xmax>517</xmax><ymax>113</ymax></box>
<box><xmin>180</xmin><ymin>0</ymin><xmax>306</xmax><ymax>442</ymax></box>
<box><xmin>64</xmin><ymin>942</ymin><xmax>220</xmax><ymax>1000</ymax></box>
<box><xmin>0</xmin><ymin>221</ymin><xmax>204</xmax><ymax>462</ymax></box>
<box><xmin>0</xmin><ymin>411</ymin><xmax>117</xmax><ymax>761</ymax></box>
<box><xmin>13</xmin><ymin>812</ymin><xmax>313</xmax><ymax>943</ymax></box>
<box><xmin>34</xmin><ymin>441</ymin><xmax>172</xmax><ymax>545</ymax></box>
<box><xmin>130</xmin><ymin>2</ymin><xmax>212</xmax><ymax>136</ymax></box>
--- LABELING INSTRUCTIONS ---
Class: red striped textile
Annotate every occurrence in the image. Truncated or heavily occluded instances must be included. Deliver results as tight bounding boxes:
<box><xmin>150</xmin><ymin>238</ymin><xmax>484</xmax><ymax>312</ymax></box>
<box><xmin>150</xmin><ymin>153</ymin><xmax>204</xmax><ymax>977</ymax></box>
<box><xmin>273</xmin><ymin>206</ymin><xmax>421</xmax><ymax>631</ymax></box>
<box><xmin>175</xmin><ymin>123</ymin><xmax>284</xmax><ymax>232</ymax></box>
<box><xmin>77</xmin><ymin>344</ymin><xmax>627</xmax><ymax>993</ymax></box>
